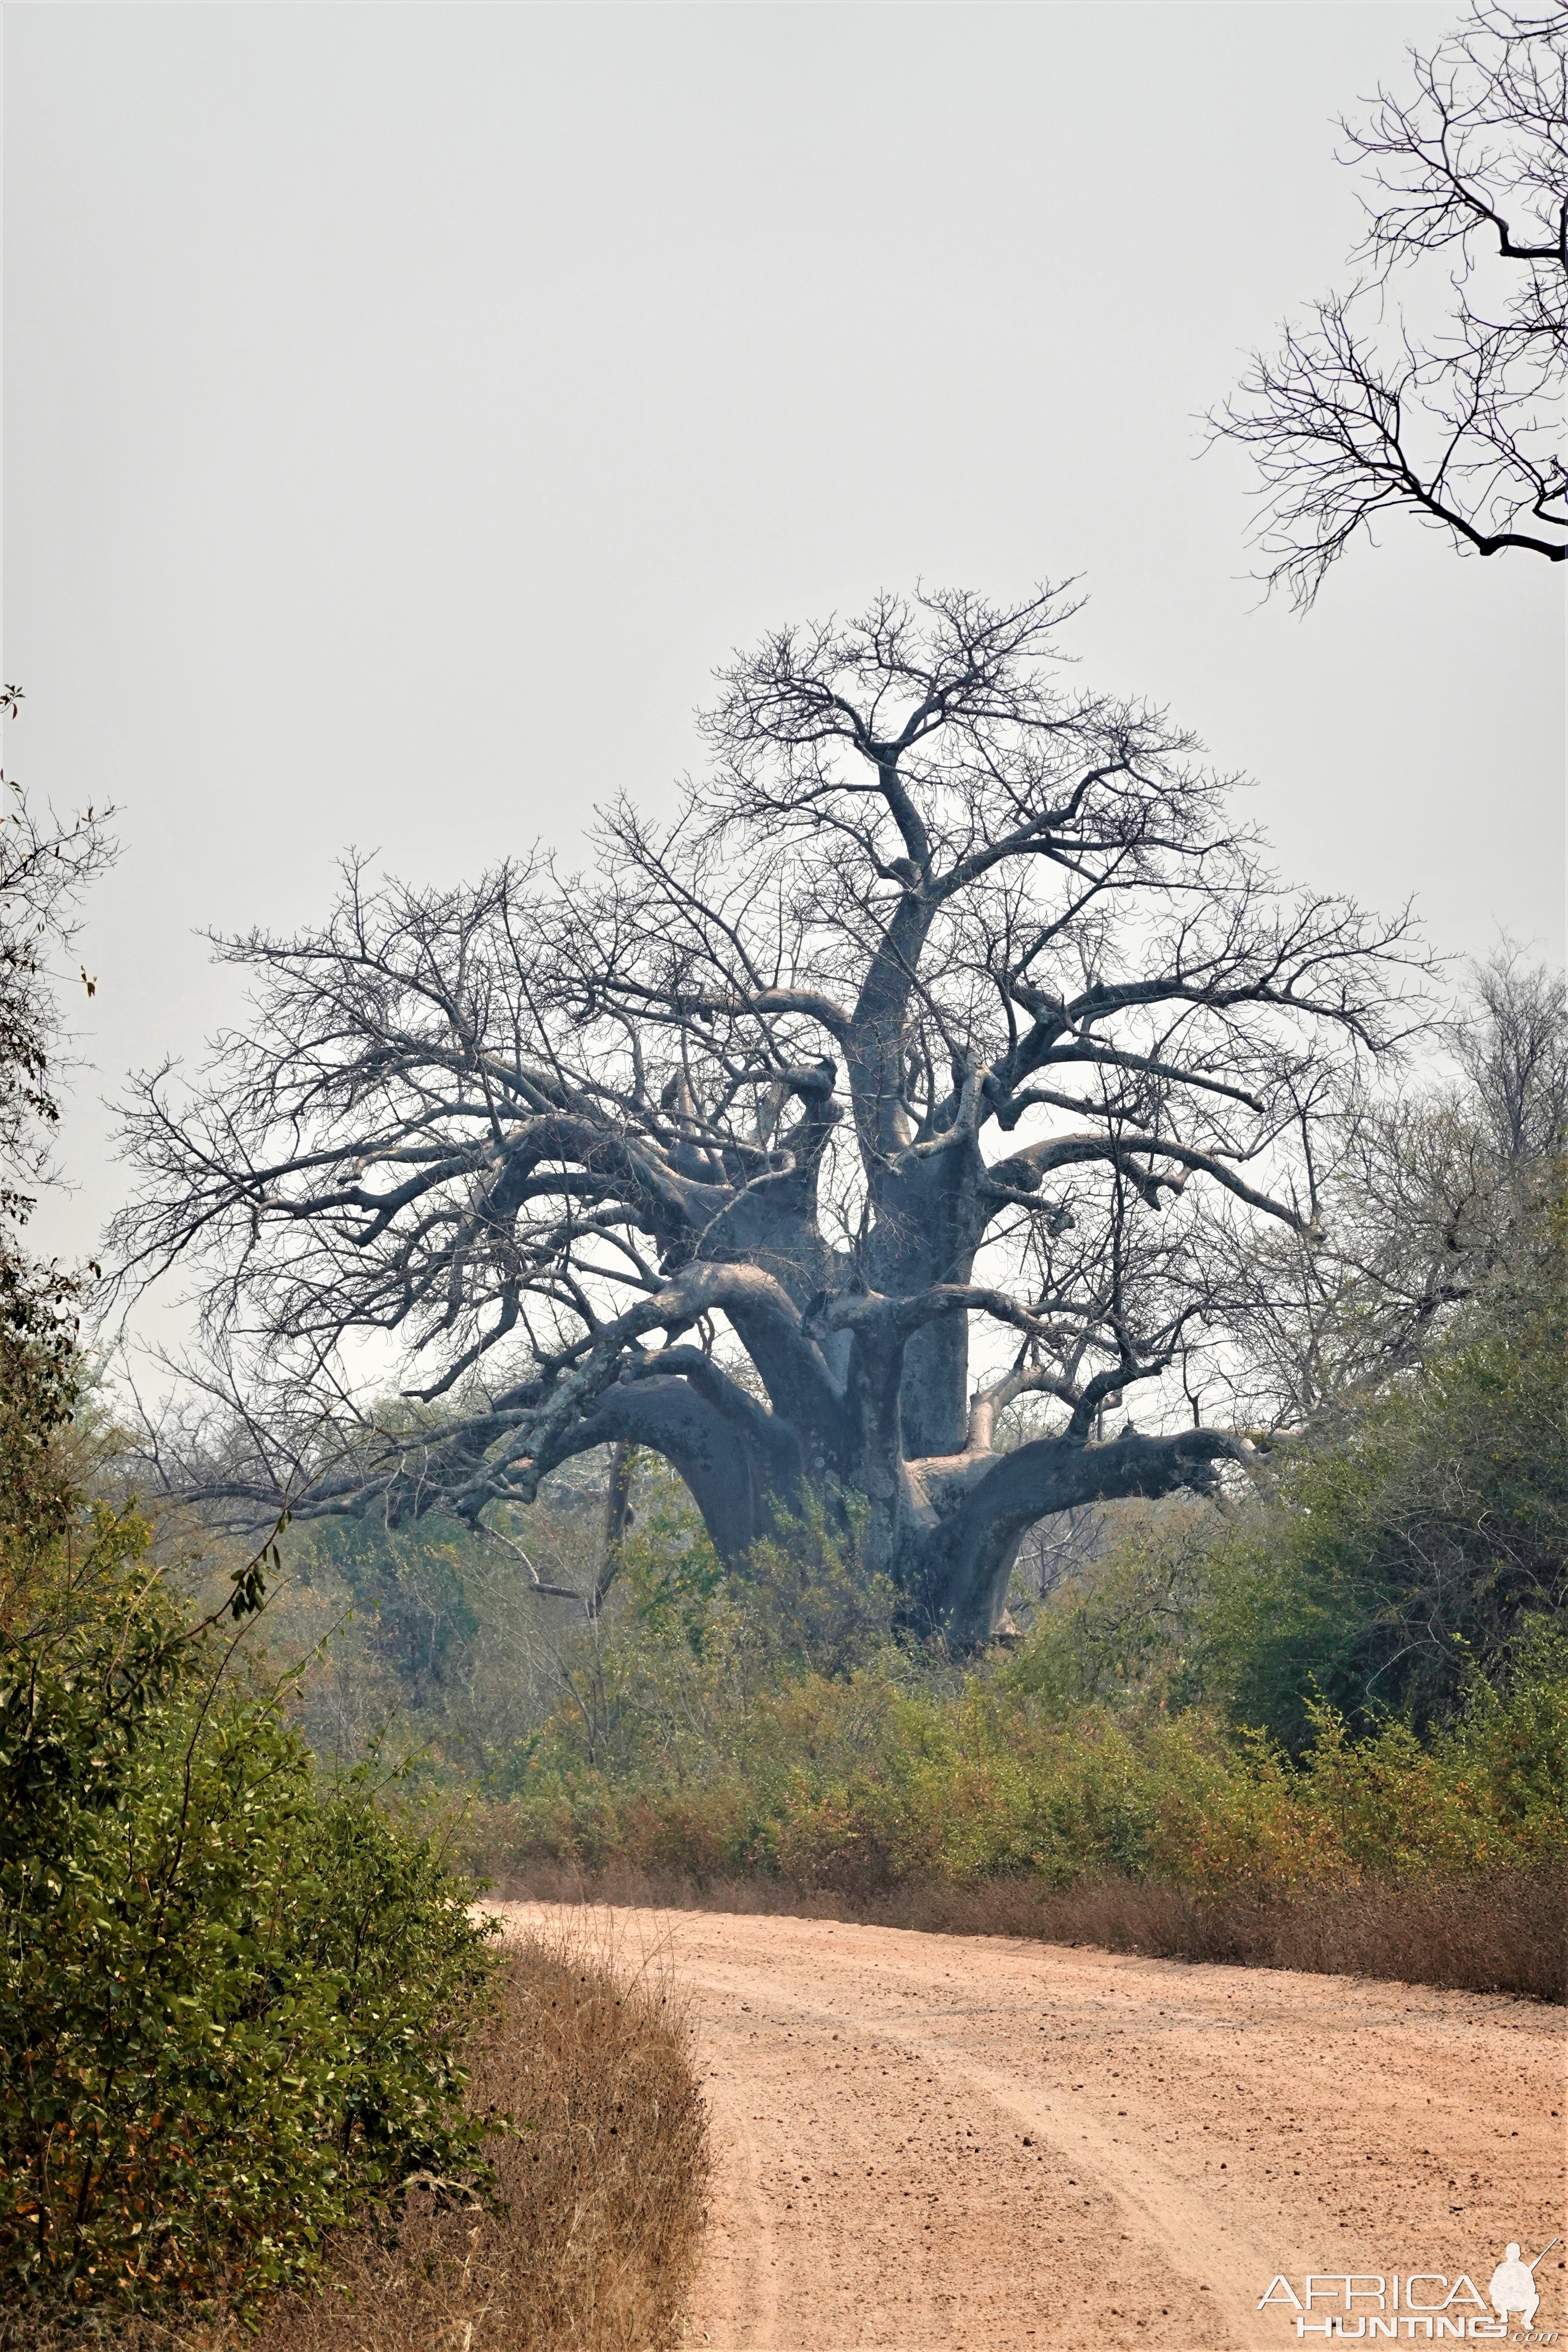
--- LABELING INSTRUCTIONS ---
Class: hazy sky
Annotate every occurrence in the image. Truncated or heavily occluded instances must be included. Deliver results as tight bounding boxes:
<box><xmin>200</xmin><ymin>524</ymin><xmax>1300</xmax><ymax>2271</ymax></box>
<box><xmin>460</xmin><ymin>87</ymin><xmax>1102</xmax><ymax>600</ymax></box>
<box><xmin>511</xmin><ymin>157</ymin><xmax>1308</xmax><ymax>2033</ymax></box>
<box><xmin>5</xmin><ymin>1</ymin><xmax>1563</xmax><ymax>1305</ymax></box>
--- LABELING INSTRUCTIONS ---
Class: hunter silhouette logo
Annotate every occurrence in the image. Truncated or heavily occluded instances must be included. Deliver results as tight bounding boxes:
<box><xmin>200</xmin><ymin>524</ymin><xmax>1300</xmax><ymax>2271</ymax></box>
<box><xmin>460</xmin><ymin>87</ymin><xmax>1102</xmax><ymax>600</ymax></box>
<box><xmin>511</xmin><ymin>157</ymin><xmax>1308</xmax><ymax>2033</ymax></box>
<box><xmin>1490</xmin><ymin>2242</ymin><xmax>1558</xmax><ymax>2331</ymax></box>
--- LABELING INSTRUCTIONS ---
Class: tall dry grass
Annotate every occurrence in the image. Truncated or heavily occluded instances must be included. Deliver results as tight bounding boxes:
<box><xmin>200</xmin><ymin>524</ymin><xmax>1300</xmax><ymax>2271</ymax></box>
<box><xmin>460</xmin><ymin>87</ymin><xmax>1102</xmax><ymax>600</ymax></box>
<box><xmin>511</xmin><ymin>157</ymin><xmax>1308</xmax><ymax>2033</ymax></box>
<box><xmin>251</xmin><ymin>1929</ymin><xmax>709</xmax><ymax>2352</ymax></box>
<box><xmin>502</xmin><ymin>1859</ymin><xmax>1567</xmax><ymax>2002</ymax></box>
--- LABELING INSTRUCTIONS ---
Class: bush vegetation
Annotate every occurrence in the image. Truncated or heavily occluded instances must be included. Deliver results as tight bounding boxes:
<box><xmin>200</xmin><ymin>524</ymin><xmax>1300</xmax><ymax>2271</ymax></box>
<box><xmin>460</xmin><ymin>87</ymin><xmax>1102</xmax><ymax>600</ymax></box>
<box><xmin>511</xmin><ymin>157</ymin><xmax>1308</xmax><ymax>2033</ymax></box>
<box><xmin>0</xmin><ymin>1483</ymin><xmax>501</xmax><ymax>2331</ymax></box>
<box><xmin>0</xmin><ymin>1287</ymin><xmax>712</xmax><ymax>2348</ymax></box>
<box><xmin>0</xmin><ymin>733</ymin><xmax>516</xmax><ymax>2343</ymax></box>
<box><xmin>462</xmin><ymin>1603</ymin><xmax>1567</xmax><ymax>1911</ymax></box>
<box><xmin>0</xmin><ymin>1179</ymin><xmax>709</xmax><ymax>2349</ymax></box>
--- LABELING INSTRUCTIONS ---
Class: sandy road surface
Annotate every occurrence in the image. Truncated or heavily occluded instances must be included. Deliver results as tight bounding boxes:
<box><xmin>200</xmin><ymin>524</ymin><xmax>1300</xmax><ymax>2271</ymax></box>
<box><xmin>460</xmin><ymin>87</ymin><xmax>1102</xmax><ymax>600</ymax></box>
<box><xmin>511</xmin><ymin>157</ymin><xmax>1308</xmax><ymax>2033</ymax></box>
<box><xmin>493</xmin><ymin>1904</ymin><xmax>1565</xmax><ymax>2352</ymax></box>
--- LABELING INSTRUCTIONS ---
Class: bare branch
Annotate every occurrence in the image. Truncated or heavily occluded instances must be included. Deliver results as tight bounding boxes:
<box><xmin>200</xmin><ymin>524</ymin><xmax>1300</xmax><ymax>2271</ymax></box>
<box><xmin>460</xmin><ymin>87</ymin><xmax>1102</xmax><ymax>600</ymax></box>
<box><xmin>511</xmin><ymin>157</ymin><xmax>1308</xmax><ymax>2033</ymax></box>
<box><xmin>1213</xmin><ymin>3</ymin><xmax>1566</xmax><ymax>601</ymax></box>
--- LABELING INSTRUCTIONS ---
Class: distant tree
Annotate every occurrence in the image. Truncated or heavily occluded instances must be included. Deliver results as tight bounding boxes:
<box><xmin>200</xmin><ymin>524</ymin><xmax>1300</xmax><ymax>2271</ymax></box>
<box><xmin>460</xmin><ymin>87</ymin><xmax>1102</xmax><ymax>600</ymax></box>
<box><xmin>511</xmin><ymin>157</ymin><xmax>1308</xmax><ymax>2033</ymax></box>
<box><xmin>114</xmin><ymin>590</ymin><xmax>1420</xmax><ymax>1646</ymax></box>
<box><xmin>1213</xmin><ymin>2</ymin><xmax>1566</xmax><ymax>603</ymax></box>
<box><xmin>1215</xmin><ymin>946</ymin><xmax>1566</xmax><ymax>1426</ymax></box>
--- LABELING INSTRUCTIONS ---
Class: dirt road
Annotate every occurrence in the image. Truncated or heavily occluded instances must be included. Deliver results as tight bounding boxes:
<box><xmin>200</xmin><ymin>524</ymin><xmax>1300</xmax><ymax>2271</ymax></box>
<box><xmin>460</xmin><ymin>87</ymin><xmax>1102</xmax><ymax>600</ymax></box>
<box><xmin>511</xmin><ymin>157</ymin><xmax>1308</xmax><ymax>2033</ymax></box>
<box><xmin>493</xmin><ymin>1904</ymin><xmax>1565</xmax><ymax>2352</ymax></box>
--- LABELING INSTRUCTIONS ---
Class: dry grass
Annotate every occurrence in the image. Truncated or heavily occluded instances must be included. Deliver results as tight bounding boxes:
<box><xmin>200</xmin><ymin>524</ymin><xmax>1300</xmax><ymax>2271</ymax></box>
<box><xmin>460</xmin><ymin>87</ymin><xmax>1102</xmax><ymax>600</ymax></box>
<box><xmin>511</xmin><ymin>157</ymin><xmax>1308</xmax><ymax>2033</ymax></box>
<box><xmin>1032</xmin><ymin>1865</ymin><xmax>1567</xmax><ymax>2000</ymax></box>
<box><xmin>502</xmin><ymin>1859</ymin><xmax>1567</xmax><ymax>2002</ymax></box>
<box><xmin>244</xmin><ymin>1929</ymin><xmax>709</xmax><ymax>2352</ymax></box>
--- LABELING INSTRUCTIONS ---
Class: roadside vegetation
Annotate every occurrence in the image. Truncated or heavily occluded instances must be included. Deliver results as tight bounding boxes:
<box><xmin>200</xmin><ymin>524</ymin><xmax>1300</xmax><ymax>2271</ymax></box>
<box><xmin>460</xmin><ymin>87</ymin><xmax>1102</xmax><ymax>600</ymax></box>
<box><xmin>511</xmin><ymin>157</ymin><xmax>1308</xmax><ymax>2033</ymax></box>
<box><xmin>1</xmin><ymin>1491</ymin><xmax>497</xmax><ymax>2328</ymax></box>
<box><xmin>250</xmin><ymin>1935</ymin><xmax>708</xmax><ymax>2352</ymax></box>
<box><xmin>250</xmin><ymin>961</ymin><xmax>1567</xmax><ymax>2005</ymax></box>
<box><xmin>457</xmin><ymin>1269</ymin><xmax>1568</xmax><ymax>2000</ymax></box>
<box><xmin>0</xmin><ymin>1143</ymin><xmax>710</xmax><ymax>2352</ymax></box>
<box><xmin>255</xmin><ymin>1157</ymin><xmax>1565</xmax><ymax>2003</ymax></box>
<box><xmin>0</xmin><ymin>726</ymin><xmax>707</xmax><ymax>2346</ymax></box>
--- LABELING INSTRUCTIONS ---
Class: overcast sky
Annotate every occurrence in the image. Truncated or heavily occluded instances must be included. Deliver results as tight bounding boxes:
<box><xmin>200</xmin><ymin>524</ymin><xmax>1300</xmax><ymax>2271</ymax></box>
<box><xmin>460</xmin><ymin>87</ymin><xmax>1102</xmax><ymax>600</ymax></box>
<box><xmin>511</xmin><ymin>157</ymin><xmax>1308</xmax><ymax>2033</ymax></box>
<box><xmin>5</xmin><ymin>0</ymin><xmax>1563</xmax><ymax>1313</ymax></box>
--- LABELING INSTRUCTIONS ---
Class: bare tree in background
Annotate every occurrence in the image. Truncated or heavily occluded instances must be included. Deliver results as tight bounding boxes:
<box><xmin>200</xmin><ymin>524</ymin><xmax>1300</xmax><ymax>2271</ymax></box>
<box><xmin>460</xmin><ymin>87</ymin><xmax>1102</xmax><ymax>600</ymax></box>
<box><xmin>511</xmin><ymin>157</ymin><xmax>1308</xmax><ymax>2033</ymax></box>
<box><xmin>113</xmin><ymin>590</ymin><xmax>1421</xmax><ymax>1645</ymax></box>
<box><xmin>1214</xmin><ymin>945</ymin><xmax>1566</xmax><ymax>1425</ymax></box>
<box><xmin>1213</xmin><ymin>2</ymin><xmax>1566</xmax><ymax>603</ymax></box>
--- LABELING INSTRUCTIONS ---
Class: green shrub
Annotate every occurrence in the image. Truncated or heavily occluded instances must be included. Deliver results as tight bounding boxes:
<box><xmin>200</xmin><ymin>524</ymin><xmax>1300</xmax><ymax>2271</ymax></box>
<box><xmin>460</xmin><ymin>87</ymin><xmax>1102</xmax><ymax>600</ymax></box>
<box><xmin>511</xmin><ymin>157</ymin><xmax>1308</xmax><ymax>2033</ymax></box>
<box><xmin>1186</xmin><ymin>1194</ymin><xmax>1567</xmax><ymax>1746</ymax></box>
<box><xmin>0</xmin><ymin>1516</ymin><xmax>500</xmax><ymax>2325</ymax></box>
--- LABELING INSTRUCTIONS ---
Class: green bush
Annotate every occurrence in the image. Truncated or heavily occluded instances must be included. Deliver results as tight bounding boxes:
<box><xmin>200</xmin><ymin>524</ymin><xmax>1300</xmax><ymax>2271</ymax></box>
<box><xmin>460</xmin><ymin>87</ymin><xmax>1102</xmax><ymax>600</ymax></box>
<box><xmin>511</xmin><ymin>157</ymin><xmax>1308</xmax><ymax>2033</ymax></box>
<box><xmin>1184</xmin><ymin>1194</ymin><xmax>1567</xmax><ymax>1745</ymax></box>
<box><xmin>481</xmin><ymin>1475</ymin><xmax>902</xmax><ymax>1797</ymax></box>
<box><xmin>0</xmin><ymin>1515</ymin><xmax>500</xmax><ymax>2325</ymax></box>
<box><xmin>995</xmin><ymin>1197</ymin><xmax>1567</xmax><ymax>1751</ymax></box>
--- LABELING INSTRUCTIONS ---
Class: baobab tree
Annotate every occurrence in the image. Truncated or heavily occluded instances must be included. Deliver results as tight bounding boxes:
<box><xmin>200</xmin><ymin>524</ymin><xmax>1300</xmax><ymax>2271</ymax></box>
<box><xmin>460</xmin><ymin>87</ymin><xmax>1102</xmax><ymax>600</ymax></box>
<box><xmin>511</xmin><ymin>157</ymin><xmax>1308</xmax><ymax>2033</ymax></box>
<box><xmin>116</xmin><ymin>588</ymin><xmax>1419</xmax><ymax>1645</ymax></box>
